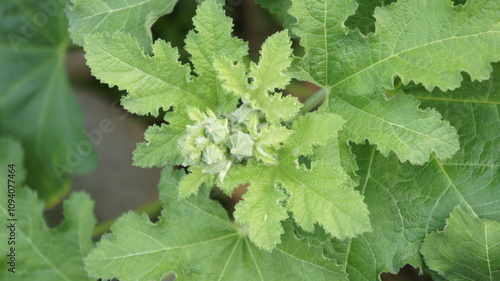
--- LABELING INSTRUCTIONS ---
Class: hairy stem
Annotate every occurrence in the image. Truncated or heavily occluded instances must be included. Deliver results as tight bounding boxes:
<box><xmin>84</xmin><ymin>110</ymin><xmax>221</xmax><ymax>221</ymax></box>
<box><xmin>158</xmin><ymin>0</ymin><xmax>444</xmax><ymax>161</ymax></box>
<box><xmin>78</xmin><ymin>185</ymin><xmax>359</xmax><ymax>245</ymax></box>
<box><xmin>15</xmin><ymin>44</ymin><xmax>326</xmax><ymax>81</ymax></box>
<box><xmin>300</xmin><ymin>87</ymin><xmax>328</xmax><ymax>114</ymax></box>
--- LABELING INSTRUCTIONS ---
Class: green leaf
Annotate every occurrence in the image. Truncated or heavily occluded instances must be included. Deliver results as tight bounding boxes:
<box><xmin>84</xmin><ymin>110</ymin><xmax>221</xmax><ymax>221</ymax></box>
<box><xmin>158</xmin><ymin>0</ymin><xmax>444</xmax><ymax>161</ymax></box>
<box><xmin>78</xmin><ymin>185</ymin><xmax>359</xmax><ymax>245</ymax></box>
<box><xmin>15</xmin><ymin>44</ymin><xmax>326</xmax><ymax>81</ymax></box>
<box><xmin>224</xmin><ymin>113</ymin><xmax>370</xmax><ymax>249</ymax></box>
<box><xmin>185</xmin><ymin>0</ymin><xmax>247</xmax><ymax>80</ymax></box>
<box><xmin>67</xmin><ymin>0</ymin><xmax>178</xmax><ymax>50</ymax></box>
<box><xmin>0</xmin><ymin>138</ymin><xmax>96</xmax><ymax>280</ymax></box>
<box><xmin>85</xmin><ymin>168</ymin><xmax>348</xmax><ymax>281</ymax></box>
<box><xmin>0</xmin><ymin>189</ymin><xmax>96</xmax><ymax>281</ymax></box>
<box><xmin>0</xmin><ymin>0</ymin><xmax>96</xmax><ymax>205</ymax></box>
<box><xmin>233</xmin><ymin>164</ymin><xmax>289</xmax><ymax>251</ymax></box>
<box><xmin>215</xmin><ymin>31</ymin><xmax>301</xmax><ymax>124</ymax></box>
<box><xmin>178</xmin><ymin>166</ymin><xmax>213</xmax><ymax>199</ymax></box>
<box><xmin>421</xmin><ymin>207</ymin><xmax>500</xmax><ymax>281</ymax></box>
<box><xmin>250</xmin><ymin>30</ymin><xmax>294</xmax><ymax>93</ymax></box>
<box><xmin>344</xmin><ymin>0</ymin><xmax>397</xmax><ymax>35</ymax></box>
<box><xmin>0</xmin><ymin>137</ymin><xmax>25</xmax><ymax>183</ymax></box>
<box><xmin>290</xmin><ymin>0</ymin><xmax>499</xmax><ymax>165</ymax></box>
<box><xmin>83</xmin><ymin>1</ymin><xmax>249</xmax><ymax>169</ymax></box>
<box><xmin>329</xmin><ymin>91</ymin><xmax>460</xmax><ymax>165</ymax></box>
<box><xmin>132</xmin><ymin>114</ymin><xmax>188</xmax><ymax>167</ymax></box>
<box><xmin>290</xmin><ymin>0</ymin><xmax>500</xmax><ymax>92</ymax></box>
<box><xmin>300</xmin><ymin>63</ymin><xmax>500</xmax><ymax>280</ymax></box>
<box><xmin>83</xmin><ymin>0</ymin><xmax>247</xmax><ymax>118</ymax></box>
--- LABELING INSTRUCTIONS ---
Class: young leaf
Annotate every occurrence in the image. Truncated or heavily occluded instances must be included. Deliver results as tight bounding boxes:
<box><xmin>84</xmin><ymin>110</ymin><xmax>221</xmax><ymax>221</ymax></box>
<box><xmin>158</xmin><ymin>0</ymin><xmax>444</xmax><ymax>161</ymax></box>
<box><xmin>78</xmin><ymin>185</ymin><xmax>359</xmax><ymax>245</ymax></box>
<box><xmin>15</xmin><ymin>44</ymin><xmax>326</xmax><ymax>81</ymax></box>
<box><xmin>67</xmin><ymin>0</ymin><xmax>178</xmax><ymax>50</ymax></box>
<box><xmin>421</xmin><ymin>207</ymin><xmax>500</xmax><ymax>281</ymax></box>
<box><xmin>223</xmin><ymin>113</ymin><xmax>371</xmax><ymax>250</ymax></box>
<box><xmin>85</xmin><ymin>168</ymin><xmax>348</xmax><ymax>281</ymax></box>
<box><xmin>132</xmin><ymin>114</ymin><xmax>188</xmax><ymax>167</ymax></box>
<box><xmin>83</xmin><ymin>0</ymin><xmax>247</xmax><ymax>118</ymax></box>
<box><xmin>290</xmin><ymin>0</ymin><xmax>500</xmax><ymax>92</ymax></box>
<box><xmin>83</xmin><ymin>0</ymin><xmax>248</xmax><ymax>170</ymax></box>
<box><xmin>0</xmin><ymin>0</ymin><xmax>96</xmax><ymax>205</ymax></box>
<box><xmin>329</xmin><ymin>91</ymin><xmax>460</xmax><ymax>165</ymax></box>
<box><xmin>300</xmin><ymin>63</ymin><xmax>500</xmax><ymax>280</ymax></box>
<box><xmin>214</xmin><ymin>31</ymin><xmax>302</xmax><ymax>124</ymax></box>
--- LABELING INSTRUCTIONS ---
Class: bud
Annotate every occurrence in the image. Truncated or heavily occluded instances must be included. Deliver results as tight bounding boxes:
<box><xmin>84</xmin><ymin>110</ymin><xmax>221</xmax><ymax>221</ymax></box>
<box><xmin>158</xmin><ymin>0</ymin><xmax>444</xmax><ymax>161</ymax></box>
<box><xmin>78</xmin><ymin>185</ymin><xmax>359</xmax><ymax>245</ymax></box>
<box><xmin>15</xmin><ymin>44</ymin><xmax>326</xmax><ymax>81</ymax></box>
<box><xmin>204</xmin><ymin>118</ymin><xmax>229</xmax><ymax>144</ymax></box>
<box><xmin>228</xmin><ymin>131</ymin><xmax>254</xmax><ymax>161</ymax></box>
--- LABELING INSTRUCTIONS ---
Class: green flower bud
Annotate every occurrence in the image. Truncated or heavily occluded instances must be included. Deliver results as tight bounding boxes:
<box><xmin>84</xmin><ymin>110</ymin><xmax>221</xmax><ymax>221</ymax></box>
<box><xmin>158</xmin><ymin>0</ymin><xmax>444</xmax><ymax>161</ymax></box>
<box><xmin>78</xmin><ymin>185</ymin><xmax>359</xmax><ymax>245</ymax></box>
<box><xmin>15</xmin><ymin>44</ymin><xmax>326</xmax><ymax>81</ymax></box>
<box><xmin>230</xmin><ymin>103</ymin><xmax>255</xmax><ymax>124</ymax></box>
<box><xmin>202</xmin><ymin>143</ymin><xmax>225</xmax><ymax>165</ymax></box>
<box><xmin>204</xmin><ymin>118</ymin><xmax>229</xmax><ymax>144</ymax></box>
<box><xmin>228</xmin><ymin>131</ymin><xmax>254</xmax><ymax>161</ymax></box>
<box><xmin>194</xmin><ymin>136</ymin><xmax>209</xmax><ymax>149</ymax></box>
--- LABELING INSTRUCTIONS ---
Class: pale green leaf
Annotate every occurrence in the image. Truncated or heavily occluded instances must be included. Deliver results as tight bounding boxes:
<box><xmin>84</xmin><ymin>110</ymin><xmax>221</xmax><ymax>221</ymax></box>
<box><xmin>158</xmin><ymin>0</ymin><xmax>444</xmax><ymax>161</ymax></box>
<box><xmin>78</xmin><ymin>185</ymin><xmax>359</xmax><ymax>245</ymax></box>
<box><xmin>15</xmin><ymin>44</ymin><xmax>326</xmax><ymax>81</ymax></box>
<box><xmin>84</xmin><ymin>168</ymin><xmax>348</xmax><ymax>281</ymax></box>
<box><xmin>225</xmin><ymin>113</ymin><xmax>370</xmax><ymax>249</ymax></box>
<box><xmin>133</xmin><ymin>114</ymin><xmax>188</xmax><ymax>167</ymax></box>
<box><xmin>178</xmin><ymin>166</ymin><xmax>213</xmax><ymax>199</ymax></box>
<box><xmin>284</xmin><ymin>112</ymin><xmax>345</xmax><ymax>157</ymax></box>
<box><xmin>185</xmin><ymin>0</ymin><xmax>247</xmax><ymax>79</ymax></box>
<box><xmin>233</xmin><ymin>163</ymin><xmax>289</xmax><ymax>251</ymax></box>
<box><xmin>300</xmin><ymin>63</ymin><xmax>499</xmax><ymax>280</ymax></box>
<box><xmin>0</xmin><ymin>0</ymin><xmax>96</xmax><ymax>205</ymax></box>
<box><xmin>84</xmin><ymin>33</ymin><xmax>203</xmax><ymax>116</ymax></box>
<box><xmin>290</xmin><ymin>0</ymin><xmax>500</xmax><ymax>92</ymax></box>
<box><xmin>255</xmin><ymin>93</ymin><xmax>302</xmax><ymax>125</ymax></box>
<box><xmin>215</xmin><ymin>31</ymin><xmax>301</xmax><ymax>124</ymax></box>
<box><xmin>67</xmin><ymin>0</ymin><xmax>177</xmax><ymax>50</ymax></box>
<box><xmin>329</xmin><ymin>91</ymin><xmax>460</xmax><ymax>165</ymax></box>
<box><xmin>212</xmin><ymin>58</ymin><xmax>248</xmax><ymax>99</ymax></box>
<box><xmin>250</xmin><ymin>30</ymin><xmax>293</xmax><ymax>92</ymax></box>
<box><xmin>422</xmin><ymin>207</ymin><xmax>500</xmax><ymax>281</ymax></box>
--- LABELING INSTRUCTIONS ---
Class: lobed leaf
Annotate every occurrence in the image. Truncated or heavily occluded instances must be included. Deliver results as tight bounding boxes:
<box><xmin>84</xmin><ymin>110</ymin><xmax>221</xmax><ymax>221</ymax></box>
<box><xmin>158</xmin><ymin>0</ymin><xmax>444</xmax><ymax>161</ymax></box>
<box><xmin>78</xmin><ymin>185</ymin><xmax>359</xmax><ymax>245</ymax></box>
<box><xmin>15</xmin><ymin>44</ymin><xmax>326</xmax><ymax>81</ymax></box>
<box><xmin>84</xmin><ymin>168</ymin><xmax>348</xmax><ymax>281</ymax></box>
<box><xmin>67</xmin><ymin>0</ymin><xmax>178</xmax><ymax>50</ymax></box>
<box><xmin>421</xmin><ymin>207</ymin><xmax>500</xmax><ymax>281</ymax></box>
<box><xmin>300</xmin><ymin>63</ymin><xmax>500</xmax><ymax>280</ymax></box>
<box><xmin>0</xmin><ymin>0</ymin><xmax>96</xmax><ymax>205</ymax></box>
<box><xmin>329</xmin><ymin>91</ymin><xmax>460</xmax><ymax>165</ymax></box>
<box><xmin>290</xmin><ymin>0</ymin><xmax>500</xmax><ymax>92</ymax></box>
<box><xmin>0</xmin><ymin>138</ymin><xmax>96</xmax><ymax>280</ymax></box>
<box><xmin>225</xmin><ymin>113</ymin><xmax>370</xmax><ymax>249</ymax></box>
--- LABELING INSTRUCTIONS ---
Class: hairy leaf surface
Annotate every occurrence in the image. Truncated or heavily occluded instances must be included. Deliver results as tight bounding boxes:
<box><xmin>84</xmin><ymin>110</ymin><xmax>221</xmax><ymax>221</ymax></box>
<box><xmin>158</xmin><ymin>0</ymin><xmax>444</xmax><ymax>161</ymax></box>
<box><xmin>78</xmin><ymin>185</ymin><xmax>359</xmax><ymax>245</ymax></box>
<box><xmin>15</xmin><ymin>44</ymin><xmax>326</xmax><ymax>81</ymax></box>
<box><xmin>300</xmin><ymin>63</ymin><xmax>499</xmax><ymax>280</ymax></box>
<box><xmin>85</xmin><ymin>168</ymin><xmax>348</xmax><ymax>281</ymax></box>
<box><xmin>290</xmin><ymin>0</ymin><xmax>500</xmax><ymax>92</ymax></box>
<box><xmin>223</xmin><ymin>113</ymin><xmax>370</xmax><ymax>250</ymax></box>
<box><xmin>290</xmin><ymin>0</ymin><xmax>499</xmax><ymax>164</ymax></box>
<box><xmin>421</xmin><ymin>207</ymin><xmax>500</xmax><ymax>281</ymax></box>
<box><xmin>67</xmin><ymin>0</ymin><xmax>178</xmax><ymax>50</ymax></box>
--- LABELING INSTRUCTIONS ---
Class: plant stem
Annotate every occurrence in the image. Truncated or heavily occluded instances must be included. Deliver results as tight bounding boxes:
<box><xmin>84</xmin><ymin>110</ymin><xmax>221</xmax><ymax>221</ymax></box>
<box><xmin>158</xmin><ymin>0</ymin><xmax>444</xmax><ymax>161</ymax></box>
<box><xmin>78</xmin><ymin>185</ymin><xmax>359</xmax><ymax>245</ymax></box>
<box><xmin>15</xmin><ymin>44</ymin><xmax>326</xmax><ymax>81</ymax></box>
<box><xmin>300</xmin><ymin>87</ymin><xmax>328</xmax><ymax>114</ymax></box>
<box><xmin>92</xmin><ymin>200</ymin><xmax>163</xmax><ymax>238</ymax></box>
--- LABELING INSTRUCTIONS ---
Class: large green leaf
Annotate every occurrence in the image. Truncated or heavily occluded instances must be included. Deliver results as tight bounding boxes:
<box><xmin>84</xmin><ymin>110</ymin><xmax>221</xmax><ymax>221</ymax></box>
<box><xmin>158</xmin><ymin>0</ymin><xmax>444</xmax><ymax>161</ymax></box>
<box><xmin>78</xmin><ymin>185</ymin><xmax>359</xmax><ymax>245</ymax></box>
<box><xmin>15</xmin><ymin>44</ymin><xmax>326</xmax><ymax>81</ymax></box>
<box><xmin>67</xmin><ymin>0</ymin><xmax>178</xmax><ymax>50</ymax></box>
<box><xmin>0</xmin><ymin>138</ymin><xmax>96</xmax><ymax>281</ymax></box>
<box><xmin>0</xmin><ymin>0</ymin><xmax>96</xmax><ymax>205</ymax></box>
<box><xmin>289</xmin><ymin>0</ymin><xmax>499</xmax><ymax>165</ymax></box>
<box><xmin>290</xmin><ymin>0</ymin><xmax>500</xmax><ymax>92</ymax></box>
<box><xmin>85</xmin><ymin>168</ymin><xmax>348</xmax><ymax>281</ymax></box>
<box><xmin>300</xmin><ymin>63</ymin><xmax>499</xmax><ymax>280</ymax></box>
<box><xmin>422</xmin><ymin>207</ymin><xmax>500</xmax><ymax>281</ymax></box>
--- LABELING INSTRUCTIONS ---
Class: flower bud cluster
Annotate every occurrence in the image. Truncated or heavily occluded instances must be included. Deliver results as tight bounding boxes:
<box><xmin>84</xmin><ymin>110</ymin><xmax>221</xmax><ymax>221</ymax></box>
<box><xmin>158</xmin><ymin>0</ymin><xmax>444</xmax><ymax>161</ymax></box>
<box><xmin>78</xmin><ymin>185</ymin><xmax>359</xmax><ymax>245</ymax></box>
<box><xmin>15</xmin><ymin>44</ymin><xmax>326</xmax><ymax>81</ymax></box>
<box><xmin>179</xmin><ymin>104</ymin><xmax>283</xmax><ymax>181</ymax></box>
